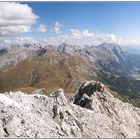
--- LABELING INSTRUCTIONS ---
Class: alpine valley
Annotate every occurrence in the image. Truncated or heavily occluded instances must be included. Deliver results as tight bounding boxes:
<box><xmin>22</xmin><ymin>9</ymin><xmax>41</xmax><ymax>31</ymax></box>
<box><xmin>0</xmin><ymin>42</ymin><xmax>140</xmax><ymax>107</ymax></box>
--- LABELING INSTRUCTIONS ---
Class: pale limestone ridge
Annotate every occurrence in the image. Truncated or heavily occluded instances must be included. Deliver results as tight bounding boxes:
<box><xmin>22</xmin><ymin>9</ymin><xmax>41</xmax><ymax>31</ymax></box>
<box><xmin>0</xmin><ymin>81</ymin><xmax>140</xmax><ymax>138</ymax></box>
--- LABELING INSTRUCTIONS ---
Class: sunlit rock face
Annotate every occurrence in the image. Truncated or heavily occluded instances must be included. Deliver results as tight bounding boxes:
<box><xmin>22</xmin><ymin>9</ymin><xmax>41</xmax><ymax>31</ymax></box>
<box><xmin>0</xmin><ymin>81</ymin><xmax>140</xmax><ymax>138</ymax></box>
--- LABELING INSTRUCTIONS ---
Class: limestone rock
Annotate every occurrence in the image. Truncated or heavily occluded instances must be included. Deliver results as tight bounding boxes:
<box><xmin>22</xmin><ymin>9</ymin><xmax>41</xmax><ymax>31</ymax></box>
<box><xmin>73</xmin><ymin>80</ymin><xmax>105</xmax><ymax>110</ymax></box>
<box><xmin>0</xmin><ymin>81</ymin><xmax>140</xmax><ymax>138</ymax></box>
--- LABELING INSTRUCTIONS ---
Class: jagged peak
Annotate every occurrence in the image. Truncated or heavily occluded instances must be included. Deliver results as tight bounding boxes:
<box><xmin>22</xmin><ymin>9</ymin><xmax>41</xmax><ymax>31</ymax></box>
<box><xmin>73</xmin><ymin>80</ymin><xmax>112</xmax><ymax>110</ymax></box>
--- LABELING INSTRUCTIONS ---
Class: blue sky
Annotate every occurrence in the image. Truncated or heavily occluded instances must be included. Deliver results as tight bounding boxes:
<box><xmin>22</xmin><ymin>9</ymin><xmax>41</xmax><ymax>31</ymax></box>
<box><xmin>0</xmin><ymin>2</ymin><xmax>140</xmax><ymax>47</ymax></box>
<box><xmin>24</xmin><ymin>2</ymin><xmax>140</xmax><ymax>39</ymax></box>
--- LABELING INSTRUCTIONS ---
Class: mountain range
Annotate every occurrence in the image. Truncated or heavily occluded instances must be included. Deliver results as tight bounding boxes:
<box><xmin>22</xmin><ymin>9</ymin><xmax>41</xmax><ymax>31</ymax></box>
<box><xmin>0</xmin><ymin>42</ymin><xmax>140</xmax><ymax>107</ymax></box>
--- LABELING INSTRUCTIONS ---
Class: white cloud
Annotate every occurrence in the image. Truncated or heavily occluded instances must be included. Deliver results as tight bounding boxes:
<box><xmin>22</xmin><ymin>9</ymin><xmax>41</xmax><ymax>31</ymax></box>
<box><xmin>51</xmin><ymin>21</ymin><xmax>63</xmax><ymax>34</ymax></box>
<box><xmin>0</xmin><ymin>37</ymin><xmax>12</xmax><ymax>48</ymax></box>
<box><xmin>120</xmin><ymin>39</ymin><xmax>140</xmax><ymax>46</ymax></box>
<box><xmin>0</xmin><ymin>2</ymin><xmax>38</xmax><ymax>36</ymax></box>
<box><xmin>44</xmin><ymin>29</ymin><xmax>140</xmax><ymax>47</ymax></box>
<box><xmin>1</xmin><ymin>28</ymin><xmax>140</xmax><ymax>48</ymax></box>
<box><xmin>15</xmin><ymin>37</ymin><xmax>39</xmax><ymax>45</ymax></box>
<box><xmin>50</xmin><ymin>29</ymin><xmax>119</xmax><ymax>45</ymax></box>
<box><xmin>82</xmin><ymin>29</ymin><xmax>94</xmax><ymax>37</ymax></box>
<box><xmin>70</xmin><ymin>29</ymin><xmax>82</xmax><ymax>39</ymax></box>
<box><xmin>0</xmin><ymin>3</ymin><xmax>139</xmax><ymax>47</ymax></box>
<box><xmin>37</xmin><ymin>24</ymin><xmax>47</xmax><ymax>32</ymax></box>
<box><xmin>0</xmin><ymin>26</ymin><xmax>31</xmax><ymax>36</ymax></box>
<box><xmin>68</xmin><ymin>29</ymin><xmax>119</xmax><ymax>45</ymax></box>
<box><xmin>65</xmin><ymin>29</ymin><xmax>119</xmax><ymax>45</ymax></box>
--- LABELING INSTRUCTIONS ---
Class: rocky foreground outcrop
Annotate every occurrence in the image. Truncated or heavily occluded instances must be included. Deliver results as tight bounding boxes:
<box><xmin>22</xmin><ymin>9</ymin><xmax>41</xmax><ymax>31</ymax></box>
<box><xmin>0</xmin><ymin>81</ymin><xmax>140</xmax><ymax>138</ymax></box>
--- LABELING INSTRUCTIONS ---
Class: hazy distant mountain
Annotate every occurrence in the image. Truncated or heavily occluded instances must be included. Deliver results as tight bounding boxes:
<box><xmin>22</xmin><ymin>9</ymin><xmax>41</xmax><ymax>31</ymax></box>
<box><xmin>124</xmin><ymin>46</ymin><xmax>140</xmax><ymax>55</ymax></box>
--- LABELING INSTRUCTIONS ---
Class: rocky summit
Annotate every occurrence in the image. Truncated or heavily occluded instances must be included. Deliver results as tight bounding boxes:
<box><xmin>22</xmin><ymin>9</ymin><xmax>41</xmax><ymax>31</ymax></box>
<box><xmin>0</xmin><ymin>80</ymin><xmax>140</xmax><ymax>138</ymax></box>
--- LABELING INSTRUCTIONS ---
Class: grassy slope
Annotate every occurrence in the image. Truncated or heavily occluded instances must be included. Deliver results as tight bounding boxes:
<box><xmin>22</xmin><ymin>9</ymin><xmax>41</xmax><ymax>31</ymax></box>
<box><xmin>1</xmin><ymin>47</ymin><xmax>140</xmax><ymax>107</ymax></box>
<box><xmin>96</xmin><ymin>70</ymin><xmax>140</xmax><ymax>107</ymax></box>
<box><xmin>0</xmin><ymin>49</ymin><xmax>93</xmax><ymax>94</ymax></box>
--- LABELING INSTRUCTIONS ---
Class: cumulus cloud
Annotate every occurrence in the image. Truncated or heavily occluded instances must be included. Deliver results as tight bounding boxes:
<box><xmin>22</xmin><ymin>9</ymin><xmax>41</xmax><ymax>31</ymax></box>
<box><xmin>0</xmin><ymin>26</ymin><xmax>31</xmax><ymax>36</ymax></box>
<box><xmin>0</xmin><ymin>2</ymin><xmax>38</xmax><ymax>36</ymax></box>
<box><xmin>47</xmin><ymin>29</ymin><xmax>120</xmax><ymax>46</ymax></box>
<box><xmin>70</xmin><ymin>29</ymin><xmax>83</xmax><ymax>39</ymax></box>
<box><xmin>51</xmin><ymin>22</ymin><xmax>63</xmax><ymax>34</ymax></box>
<box><xmin>15</xmin><ymin>37</ymin><xmax>39</xmax><ymax>45</ymax></box>
<box><xmin>0</xmin><ymin>3</ymin><xmax>139</xmax><ymax>47</ymax></box>
<box><xmin>69</xmin><ymin>29</ymin><xmax>120</xmax><ymax>45</ymax></box>
<box><xmin>1</xmin><ymin>28</ymin><xmax>140</xmax><ymax>48</ymax></box>
<box><xmin>70</xmin><ymin>29</ymin><xmax>94</xmax><ymax>39</ymax></box>
<box><xmin>0</xmin><ymin>37</ymin><xmax>40</xmax><ymax>48</ymax></box>
<box><xmin>0</xmin><ymin>37</ymin><xmax>12</xmax><ymax>48</ymax></box>
<box><xmin>120</xmin><ymin>39</ymin><xmax>140</xmax><ymax>46</ymax></box>
<box><xmin>37</xmin><ymin>24</ymin><xmax>47</xmax><ymax>32</ymax></box>
<box><xmin>44</xmin><ymin>29</ymin><xmax>140</xmax><ymax>47</ymax></box>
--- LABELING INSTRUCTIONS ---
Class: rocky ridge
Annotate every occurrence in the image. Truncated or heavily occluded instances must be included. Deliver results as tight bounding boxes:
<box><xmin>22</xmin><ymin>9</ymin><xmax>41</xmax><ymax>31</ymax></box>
<box><xmin>0</xmin><ymin>81</ymin><xmax>140</xmax><ymax>138</ymax></box>
<box><xmin>0</xmin><ymin>42</ymin><xmax>128</xmax><ymax>75</ymax></box>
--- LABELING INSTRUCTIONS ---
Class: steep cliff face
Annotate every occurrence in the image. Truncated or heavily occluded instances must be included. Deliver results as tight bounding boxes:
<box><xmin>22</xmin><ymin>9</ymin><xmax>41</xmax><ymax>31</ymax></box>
<box><xmin>0</xmin><ymin>81</ymin><xmax>140</xmax><ymax>138</ymax></box>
